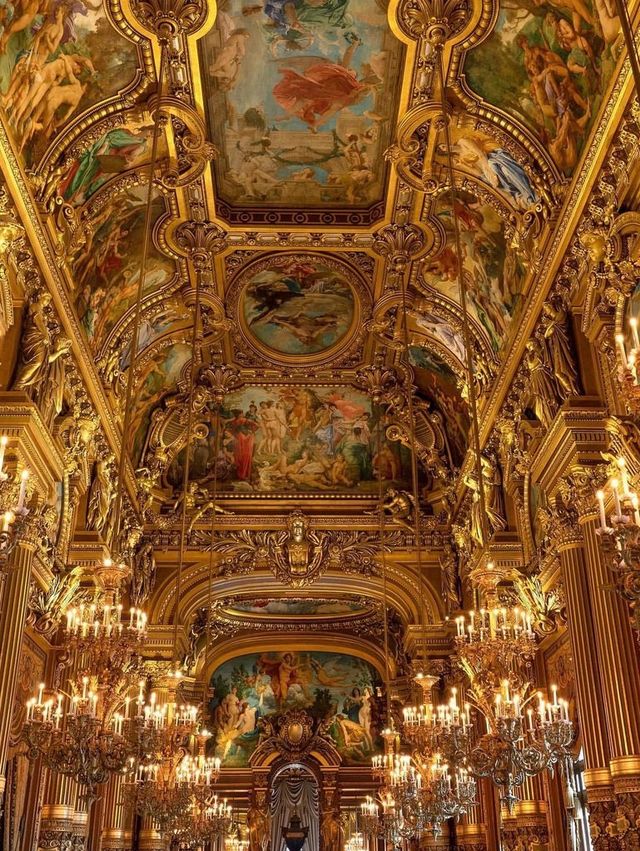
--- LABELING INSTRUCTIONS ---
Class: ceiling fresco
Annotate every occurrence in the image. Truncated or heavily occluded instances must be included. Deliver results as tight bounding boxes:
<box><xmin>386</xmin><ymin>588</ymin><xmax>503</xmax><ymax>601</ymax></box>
<box><xmin>0</xmin><ymin>1</ymin><xmax>141</xmax><ymax>166</ymax></box>
<box><xmin>160</xmin><ymin>383</ymin><xmax>414</xmax><ymax>496</ymax></box>
<box><xmin>199</xmin><ymin>0</ymin><xmax>405</xmax><ymax>226</ymax></box>
<box><xmin>222</xmin><ymin>598</ymin><xmax>370</xmax><ymax>617</ymax></box>
<box><xmin>462</xmin><ymin>0</ymin><xmax>619</xmax><ymax>174</ymax></box>
<box><xmin>0</xmin><ymin>0</ymin><xmax>623</xmax><ymax>524</ymax></box>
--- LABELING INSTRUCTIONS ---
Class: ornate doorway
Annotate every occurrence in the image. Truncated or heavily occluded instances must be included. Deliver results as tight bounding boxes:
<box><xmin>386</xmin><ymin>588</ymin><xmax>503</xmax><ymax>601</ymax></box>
<box><xmin>269</xmin><ymin>765</ymin><xmax>319</xmax><ymax>851</ymax></box>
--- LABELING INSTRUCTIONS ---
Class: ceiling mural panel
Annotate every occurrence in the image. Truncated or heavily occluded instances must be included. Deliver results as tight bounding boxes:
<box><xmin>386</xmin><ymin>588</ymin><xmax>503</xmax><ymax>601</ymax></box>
<box><xmin>463</xmin><ymin>0</ymin><xmax>620</xmax><ymax>174</ymax></box>
<box><xmin>71</xmin><ymin>186</ymin><xmax>177</xmax><ymax>349</ymax></box>
<box><xmin>0</xmin><ymin>2</ymin><xmax>140</xmax><ymax>165</ymax></box>
<box><xmin>227</xmin><ymin>250</ymin><xmax>371</xmax><ymax>367</ymax></box>
<box><xmin>164</xmin><ymin>383</ymin><xmax>413</xmax><ymax>496</ymax></box>
<box><xmin>208</xmin><ymin>650</ymin><xmax>381</xmax><ymax>766</ymax></box>
<box><xmin>409</xmin><ymin>346</ymin><xmax>470</xmax><ymax>467</ymax></box>
<box><xmin>222</xmin><ymin>598</ymin><xmax>370</xmax><ymax>617</ymax></box>
<box><xmin>420</xmin><ymin>190</ymin><xmax>526</xmax><ymax>353</ymax></box>
<box><xmin>59</xmin><ymin>109</ymin><xmax>160</xmax><ymax>207</ymax></box>
<box><xmin>198</xmin><ymin>0</ymin><xmax>405</xmax><ymax>226</ymax></box>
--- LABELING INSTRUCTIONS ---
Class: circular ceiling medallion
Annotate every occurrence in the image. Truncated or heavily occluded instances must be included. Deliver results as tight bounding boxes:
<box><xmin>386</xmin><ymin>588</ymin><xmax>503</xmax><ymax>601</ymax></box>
<box><xmin>233</xmin><ymin>252</ymin><xmax>366</xmax><ymax>366</ymax></box>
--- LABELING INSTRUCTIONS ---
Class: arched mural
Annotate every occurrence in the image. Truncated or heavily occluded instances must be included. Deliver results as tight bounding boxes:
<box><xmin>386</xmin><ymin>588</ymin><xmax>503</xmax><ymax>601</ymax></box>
<box><xmin>207</xmin><ymin>651</ymin><xmax>382</xmax><ymax>767</ymax></box>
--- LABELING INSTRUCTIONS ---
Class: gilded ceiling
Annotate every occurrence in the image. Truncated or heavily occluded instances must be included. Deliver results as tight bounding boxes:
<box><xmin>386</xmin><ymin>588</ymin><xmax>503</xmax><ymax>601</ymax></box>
<box><xmin>0</xmin><ymin>0</ymin><xmax>625</xmax><ymax>521</ymax></box>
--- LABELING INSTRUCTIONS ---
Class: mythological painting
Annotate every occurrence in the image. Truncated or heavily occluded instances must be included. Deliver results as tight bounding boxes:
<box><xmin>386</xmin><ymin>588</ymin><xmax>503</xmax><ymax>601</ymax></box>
<box><xmin>421</xmin><ymin>191</ymin><xmax>525</xmax><ymax>352</ymax></box>
<box><xmin>0</xmin><ymin>1</ymin><xmax>139</xmax><ymax>164</ymax></box>
<box><xmin>208</xmin><ymin>651</ymin><xmax>381</xmax><ymax>766</ymax></box>
<box><xmin>72</xmin><ymin>187</ymin><xmax>175</xmax><ymax>349</ymax></box>
<box><xmin>199</xmin><ymin>0</ymin><xmax>403</xmax><ymax>212</ymax></box>
<box><xmin>434</xmin><ymin>118</ymin><xmax>538</xmax><ymax>209</ymax></box>
<box><xmin>240</xmin><ymin>255</ymin><xmax>356</xmax><ymax>357</ymax></box>
<box><xmin>464</xmin><ymin>0</ymin><xmax>619</xmax><ymax>175</ymax></box>
<box><xmin>166</xmin><ymin>384</ymin><xmax>412</xmax><ymax>494</ymax></box>
<box><xmin>133</xmin><ymin>342</ymin><xmax>192</xmax><ymax>460</ymax></box>
<box><xmin>60</xmin><ymin>112</ymin><xmax>160</xmax><ymax>207</ymax></box>
<box><xmin>226</xmin><ymin>598</ymin><xmax>366</xmax><ymax>617</ymax></box>
<box><xmin>409</xmin><ymin>346</ymin><xmax>469</xmax><ymax>466</ymax></box>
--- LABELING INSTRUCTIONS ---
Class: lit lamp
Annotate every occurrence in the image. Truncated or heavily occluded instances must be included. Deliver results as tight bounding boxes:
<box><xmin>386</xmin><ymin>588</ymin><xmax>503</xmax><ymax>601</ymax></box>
<box><xmin>594</xmin><ymin>457</ymin><xmax>640</xmax><ymax>632</ymax></box>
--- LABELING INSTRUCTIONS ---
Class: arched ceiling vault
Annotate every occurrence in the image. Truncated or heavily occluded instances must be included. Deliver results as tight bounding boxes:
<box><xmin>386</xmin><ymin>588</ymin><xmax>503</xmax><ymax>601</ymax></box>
<box><xmin>0</xmin><ymin>0</ymin><xmax>629</xmax><ymax>679</ymax></box>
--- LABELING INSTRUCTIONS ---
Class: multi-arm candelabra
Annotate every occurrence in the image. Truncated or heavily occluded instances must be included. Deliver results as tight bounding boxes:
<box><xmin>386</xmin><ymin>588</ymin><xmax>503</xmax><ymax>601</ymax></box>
<box><xmin>595</xmin><ymin>457</ymin><xmax>640</xmax><ymax>633</ymax></box>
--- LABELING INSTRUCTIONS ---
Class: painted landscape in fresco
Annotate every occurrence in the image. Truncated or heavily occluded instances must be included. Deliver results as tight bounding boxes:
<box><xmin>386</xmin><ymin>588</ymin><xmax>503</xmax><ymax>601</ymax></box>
<box><xmin>435</xmin><ymin>118</ymin><xmax>538</xmax><ymax>209</ymax></box>
<box><xmin>227</xmin><ymin>599</ymin><xmax>365</xmax><ymax>617</ymax></box>
<box><xmin>166</xmin><ymin>384</ymin><xmax>412</xmax><ymax>494</ymax></box>
<box><xmin>0</xmin><ymin>1</ymin><xmax>138</xmax><ymax>164</ymax></box>
<box><xmin>464</xmin><ymin>0</ymin><xmax>619</xmax><ymax>175</ymax></box>
<box><xmin>409</xmin><ymin>345</ymin><xmax>469</xmax><ymax>467</ymax></box>
<box><xmin>208</xmin><ymin>651</ymin><xmax>381</xmax><ymax>766</ymax></box>
<box><xmin>199</xmin><ymin>0</ymin><xmax>403</xmax><ymax>208</ymax></box>
<box><xmin>72</xmin><ymin>187</ymin><xmax>175</xmax><ymax>349</ymax></box>
<box><xmin>241</xmin><ymin>255</ymin><xmax>355</xmax><ymax>356</ymax></box>
<box><xmin>421</xmin><ymin>191</ymin><xmax>525</xmax><ymax>352</ymax></box>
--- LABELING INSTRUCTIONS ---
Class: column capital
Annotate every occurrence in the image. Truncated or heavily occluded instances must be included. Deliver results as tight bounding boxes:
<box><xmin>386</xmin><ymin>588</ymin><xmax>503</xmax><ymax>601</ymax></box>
<box><xmin>530</xmin><ymin>400</ymin><xmax>609</xmax><ymax>495</ymax></box>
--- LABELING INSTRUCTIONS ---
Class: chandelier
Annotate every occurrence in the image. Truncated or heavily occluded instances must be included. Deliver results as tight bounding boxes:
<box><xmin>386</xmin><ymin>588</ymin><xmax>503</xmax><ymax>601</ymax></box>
<box><xmin>24</xmin><ymin>679</ymin><xmax>132</xmax><ymax>803</ymax></box>
<box><xmin>23</xmin><ymin>559</ymin><xmax>149</xmax><ymax>802</ymax></box>
<box><xmin>595</xmin><ymin>458</ymin><xmax>640</xmax><ymax>633</ymax></box>
<box><xmin>402</xmin><ymin>675</ymin><xmax>472</xmax><ymax>763</ymax></box>
<box><xmin>454</xmin><ymin>600</ymin><xmax>537</xmax><ymax>675</ymax></box>
<box><xmin>122</xmin><ymin>682</ymin><xmax>220</xmax><ymax>837</ymax></box>
<box><xmin>468</xmin><ymin>681</ymin><xmax>573</xmax><ymax>813</ymax></box>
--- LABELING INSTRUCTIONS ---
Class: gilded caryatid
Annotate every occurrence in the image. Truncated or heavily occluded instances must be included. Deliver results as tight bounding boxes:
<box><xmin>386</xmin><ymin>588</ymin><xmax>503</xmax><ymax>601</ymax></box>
<box><xmin>524</xmin><ymin>338</ymin><xmax>559</xmax><ymax>429</ymax></box>
<box><xmin>540</xmin><ymin>296</ymin><xmax>581</xmax><ymax>398</ymax></box>
<box><xmin>86</xmin><ymin>453</ymin><xmax>116</xmax><ymax>536</ymax></box>
<box><xmin>12</xmin><ymin>290</ymin><xmax>70</xmax><ymax>411</ymax></box>
<box><xmin>464</xmin><ymin>453</ymin><xmax>506</xmax><ymax>545</ymax></box>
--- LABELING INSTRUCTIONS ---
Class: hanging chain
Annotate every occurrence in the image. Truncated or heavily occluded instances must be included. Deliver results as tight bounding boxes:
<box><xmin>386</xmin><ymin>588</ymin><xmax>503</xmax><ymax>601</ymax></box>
<box><xmin>111</xmin><ymin>46</ymin><xmax>167</xmax><ymax>547</ymax></box>
<box><xmin>435</xmin><ymin>47</ymin><xmax>490</xmax><ymax>549</ymax></box>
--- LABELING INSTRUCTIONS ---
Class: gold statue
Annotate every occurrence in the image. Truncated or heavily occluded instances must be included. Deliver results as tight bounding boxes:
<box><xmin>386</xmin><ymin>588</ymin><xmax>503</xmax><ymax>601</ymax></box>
<box><xmin>271</xmin><ymin>511</ymin><xmax>327</xmax><ymax>586</ymax></box>
<box><xmin>524</xmin><ymin>338</ymin><xmax>559</xmax><ymax>428</ymax></box>
<box><xmin>579</xmin><ymin>229</ymin><xmax>608</xmax><ymax>265</ymax></box>
<box><xmin>86</xmin><ymin>454</ymin><xmax>116</xmax><ymax>536</ymax></box>
<box><xmin>321</xmin><ymin>802</ymin><xmax>341</xmax><ymax>851</ymax></box>
<box><xmin>375</xmin><ymin>487</ymin><xmax>417</xmax><ymax>532</ymax></box>
<box><xmin>13</xmin><ymin>290</ymin><xmax>70</xmax><ymax>411</ymax></box>
<box><xmin>187</xmin><ymin>483</ymin><xmax>232</xmax><ymax>533</ymax></box>
<box><xmin>540</xmin><ymin>297</ymin><xmax>580</xmax><ymax>397</ymax></box>
<box><xmin>464</xmin><ymin>454</ymin><xmax>506</xmax><ymax>544</ymax></box>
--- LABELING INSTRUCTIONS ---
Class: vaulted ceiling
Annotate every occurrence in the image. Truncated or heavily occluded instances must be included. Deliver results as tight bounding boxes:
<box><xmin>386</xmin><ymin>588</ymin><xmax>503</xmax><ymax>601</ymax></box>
<box><xmin>0</xmin><ymin>0</ymin><xmax>626</xmax><ymax>649</ymax></box>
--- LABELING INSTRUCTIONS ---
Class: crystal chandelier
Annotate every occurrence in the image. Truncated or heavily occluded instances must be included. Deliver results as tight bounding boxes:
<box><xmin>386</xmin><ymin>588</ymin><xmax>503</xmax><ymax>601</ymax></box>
<box><xmin>122</xmin><ymin>683</ymin><xmax>220</xmax><ymax>837</ymax></box>
<box><xmin>595</xmin><ymin>457</ymin><xmax>640</xmax><ymax>632</ymax></box>
<box><xmin>23</xmin><ymin>559</ymin><xmax>149</xmax><ymax>802</ymax></box>
<box><xmin>413</xmin><ymin>753</ymin><xmax>476</xmax><ymax>838</ymax></box>
<box><xmin>402</xmin><ymin>674</ymin><xmax>472</xmax><ymax>763</ymax></box>
<box><xmin>468</xmin><ymin>680</ymin><xmax>573</xmax><ymax>813</ymax></box>
<box><xmin>24</xmin><ymin>678</ymin><xmax>132</xmax><ymax>803</ymax></box>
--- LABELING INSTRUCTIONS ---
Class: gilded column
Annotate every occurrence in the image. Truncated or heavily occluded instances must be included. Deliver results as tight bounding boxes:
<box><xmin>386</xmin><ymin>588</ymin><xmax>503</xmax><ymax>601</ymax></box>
<box><xmin>38</xmin><ymin>773</ymin><xmax>78</xmax><ymax>851</ymax></box>
<box><xmin>100</xmin><ymin>774</ymin><xmax>131</xmax><ymax>851</ymax></box>
<box><xmin>579</xmin><ymin>508</ymin><xmax>640</xmax><ymax>844</ymax></box>
<box><xmin>0</xmin><ymin>516</ymin><xmax>39</xmax><ymax>807</ymax></box>
<box><xmin>550</xmin><ymin>511</ymin><xmax>617</xmax><ymax>850</ymax></box>
<box><xmin>454</xmin><ymin>802</ymin><xmax>487</xmax><ymax>851</ymax></box>
<box><xmin>138</xmin><ymin>816</ymin><xmax>163</xmax><ymax>851</ymax></box>
<box><xmin>501</xmin><ymin>776</ymin><xmax>549</xmax><ymax>850</ymax></box>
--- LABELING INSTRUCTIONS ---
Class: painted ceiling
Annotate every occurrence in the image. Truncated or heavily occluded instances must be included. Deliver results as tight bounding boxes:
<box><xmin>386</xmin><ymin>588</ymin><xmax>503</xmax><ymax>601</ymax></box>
<box><xmin>0</xmin><ymin>0</ymin><xmax>623</xmax><ymax>514</ymax></box>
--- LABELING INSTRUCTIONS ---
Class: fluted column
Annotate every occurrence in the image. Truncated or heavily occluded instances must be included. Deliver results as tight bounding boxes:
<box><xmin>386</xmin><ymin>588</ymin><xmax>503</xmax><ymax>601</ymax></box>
<box><xmin>455</xmin><ymin>802</ymin><xmax>487</xmax><ymax>851</ymax></box>
<box><xmin>580</xmin><ymin>511</ymin><xmax>640</xmax><ymax>845</ymax></box>
<box><xmin>100</xmin><ymin>774</ymin><xmax>131</xmax><ymax>851</ymax></box>
<box><xmin>139</xmin><ymin>816</ymin><xmax>163</xmax><ymax>851</ymax></box>
<box><xmin>38</xmin><ymin>773</ymin><xmax>78</xmax><ymax>851</ymax></box>
<box><xmin>501</xmin><ymin>775</ymin><xmax>549</xmax><ymax>850</ymax></box>
<box><xmin>553</xmin><ymin>521</ymin><xmax>617</xmax><ymax>849</ymax></box>
<box><xmin>0</xmin><ymin>524</ymin><xmax>38</xmax><ymax>807</ymax></box>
